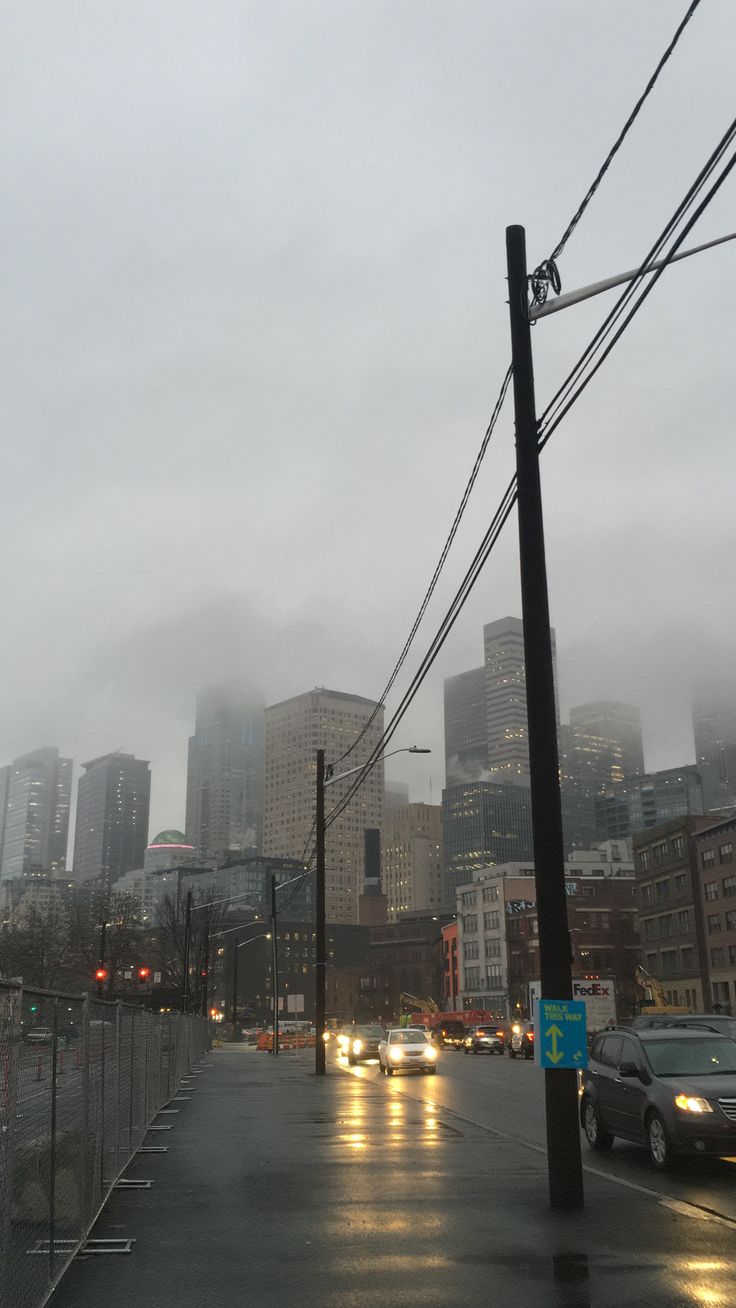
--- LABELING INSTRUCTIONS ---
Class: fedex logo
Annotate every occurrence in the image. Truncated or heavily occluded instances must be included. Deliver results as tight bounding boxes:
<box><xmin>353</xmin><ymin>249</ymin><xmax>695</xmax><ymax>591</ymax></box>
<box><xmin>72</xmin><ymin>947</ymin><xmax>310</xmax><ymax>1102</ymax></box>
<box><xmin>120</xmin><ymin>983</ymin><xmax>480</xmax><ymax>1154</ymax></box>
<box><xmin>574</xmin><ymin>983</ymin><xmax>611</xmax><ymax>997</ymax></box>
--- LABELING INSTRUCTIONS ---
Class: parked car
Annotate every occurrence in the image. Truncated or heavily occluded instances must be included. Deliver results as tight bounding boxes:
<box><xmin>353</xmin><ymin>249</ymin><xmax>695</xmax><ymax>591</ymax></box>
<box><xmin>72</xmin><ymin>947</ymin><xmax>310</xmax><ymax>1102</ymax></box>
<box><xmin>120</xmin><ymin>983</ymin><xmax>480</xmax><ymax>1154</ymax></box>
<box><xmin>464</xmin><ymin>1025</ymin><xmax>505</xmax><ymax>1055</ymax></box>
<box><xmin>24</xmin><ymin>1027</ymin><xmax>53</xmax><ymax>1044</ymax></box>
<box><xmin>434</xmin><ymin>1020</ymin><xmax>467</xmax><ymax>1050</ymax></box>
<box><xmin>347</xmin><ymin>1025</ymin><xmax>385</xmax><ymax>1064</ymax></box>
<box><xmin>509</xmin><ymin>1022</ymin><xmax>534</xmax><ymax>1059</ymax></box>
<box><xmin>580</xmin><ymin>1026</ymin><xmax>736</xmax><ymax>1168</ymax></box>
<box><xmin>378</xmin><ymin>1028</ymin><xmax>439</xmax><ymax>1075</ymax></box>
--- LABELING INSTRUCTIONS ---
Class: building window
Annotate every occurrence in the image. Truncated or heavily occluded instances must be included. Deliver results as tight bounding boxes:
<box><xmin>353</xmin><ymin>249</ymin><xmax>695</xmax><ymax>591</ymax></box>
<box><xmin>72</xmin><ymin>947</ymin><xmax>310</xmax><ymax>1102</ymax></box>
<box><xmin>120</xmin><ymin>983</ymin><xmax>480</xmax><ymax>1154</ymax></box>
<box><xmin>710</xmin><ymin>948</ymin><xmax>725</xmax><ymax>970</ymax></box>
<box><xmin>681</xmin><ymin>945</ymin><xmax>695</xmax><ymax>971</ymax></box>
<box><xmin>725</xmin><ymin>911</ymin><xmax>736</xmax><ymax>932</ymax></box>
<box><xmin>464</xmin><ymin>941</ymin><xmax>479</xmax><ymax>960</ymax></box>
<box><xmin>677</xmin><ymin>909</ymin><xmax>690</xmax><ymax>933</ymax></box>
<box><xmin>482</xmin><ymin>886</ymin><xmax>499</xmax><ymax>903</ymax></box>
<box><xmin>729</xmin><ymin>945</ymin><xmax>736</xmax><ymax>968</ymax></box>
<box><xmin>707</xmin><ymin>914</ymin><xmax>722</xmax><ymax>934</ymax></box>
<box><xmin>483</xmin><ymin>911</ymin><xmax>499</xmax><ymax>930</ymax></box>
<box><xmin>655</xmin><ymin>879</ymin><xmax>670</xmax><ymax>902</ymax></box>
<box><xmin>638</xmin><ymin>849</ymin><xmax>650</xmax><ymax>872</ymax></box>
<box><xmin>671</xmin><ymin>836</ymin><xmax>685</xmax><ymax>858</ymax></box>
<box><xmin>485</xmin><ymin>939</ymin><xmax>501</xmax><ymax>957</ymax></box>
<box><xmin>702</xmin><ymin>849</ymin><xmax>715</xmax><ymax>869</ymax></box>
<box><xmin>653</xmin><ymin>843</ymin><xmax>668</xmax><ymax>865</ymax></box>
<box><xmin>720</xmin><ymin>843</ymin><xmax>733</xmax><ymax>865</ymax></box>
<box><xmin>713</xmin><ymin>980</ymin><xmax>731</xmax><ymax>1004</ymax></box>
<box><xmin>640</xmin><ymin>884</ymin><xmax>653</xmax><ymax>908</ymax></box>
<box><xmin>645</xmin><ymin>952</ymin><xmax>658</xmax><ymax>973</ymax></box>
<box><xmin>464</xmin><ymin>968</ymin><xmax>480</xmax><ymax>989</ymax></box>
<box><xmin>463</xmin><ymin>914</ymin><xmax>478</xmax><ymax>934</ymax></box>
<box><xmin>705</xmin><ymin>882</ymin><xmax>719</xmax><ymax>902</ymax></box>
<box><xmin>642</xmin><ymin>919</ymin><xmax>657</xmax><ymax>942</ymax></box>
<box><xmin>661</xmin><ymin>950</ymin><xmax>677</xmax><ymax>975</ymax></box>
<box><xmin>723</xmin><ymin>876</ymin><xmax>736</xmax><ymax>898</ymax></box>
<box><xmin>658</xmin><ymin>915</ymin><xmax>673</xmax><ymax>939</ymax></box>
<box><xmin>485</xmin><ymin>964</ymin><xmax>502</xmax><ymax>984</ymax></box>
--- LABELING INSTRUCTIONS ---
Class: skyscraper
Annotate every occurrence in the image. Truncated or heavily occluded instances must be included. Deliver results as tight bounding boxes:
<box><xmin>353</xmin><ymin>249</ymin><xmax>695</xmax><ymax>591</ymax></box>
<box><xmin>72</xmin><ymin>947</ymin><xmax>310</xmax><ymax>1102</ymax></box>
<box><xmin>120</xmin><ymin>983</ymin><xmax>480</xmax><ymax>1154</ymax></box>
<box><xmin>72</xmin><ymin>752</ymin><xmax>151</xmax><ymax>886</ymax></box>
<box><xmin>483</xmin><ymin>616</ymin><xmax>559</xmax><ymax>778</ymax></box>
<box><xmin>693</xmin><ymin>682</ymin><xmax>736</xmax><ymax>808</ymax></box>
<box><xmin>263</xmin><ymin>688</ymin><xmax>384</xmax><ymax>924</ymax></box>
<box><xmin>185</xmin><ymin>684</ymin><xmax>265</xmax><ymax>858</ymax></box>
<box><xmin>443</xmin><ymin>666</ymin><xmax>487</xmax><ymax>783</ymax></box>
<box><xmin>566</xmin><ymin>700</ymin><xmax>644</xmax><ymax>793</ymax></box>
<box><xmin>0</xmin><ymin>747</ymin><xmax>72</xmax><ymax>881</ymax></box>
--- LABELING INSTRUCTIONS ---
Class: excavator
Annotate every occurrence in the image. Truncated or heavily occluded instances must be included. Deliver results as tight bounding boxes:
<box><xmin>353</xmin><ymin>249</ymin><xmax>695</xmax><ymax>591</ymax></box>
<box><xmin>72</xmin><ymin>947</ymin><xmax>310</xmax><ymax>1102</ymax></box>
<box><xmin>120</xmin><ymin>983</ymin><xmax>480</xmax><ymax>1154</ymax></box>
<box><xmin>635</xmin><ymin>964</ymin><xmax>691</xmax><ymax>1016</ymax></box>
<box><xmin>398</xmin><ymin>993</ymin><xmax>439</xmax><ymax>1027</ymax></box>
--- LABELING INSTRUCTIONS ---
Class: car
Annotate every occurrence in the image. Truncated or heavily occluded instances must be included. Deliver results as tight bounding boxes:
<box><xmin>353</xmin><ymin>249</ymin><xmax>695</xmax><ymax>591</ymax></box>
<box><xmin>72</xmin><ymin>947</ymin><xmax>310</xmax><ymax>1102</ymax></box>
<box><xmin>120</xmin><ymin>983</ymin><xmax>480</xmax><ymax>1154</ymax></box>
<box><xmin>464</xmin><ymin>1025</ymin><xmax>505</xmax><ymax>1055</ymax></box>
<box><xmin>434</xmin><ymin>1020</ymin><xmax>467</xmax><ymax>1050</ymax></box>
<box><xmin>347</xmin><ymin>1024</ymin><xmax>385</xmax><ymax>1064</ymax></box>
<box><xmin>24</xmin><ymin>1027</ymin><xmax>53</xmax><ymax>1044</ymax></box>
<box><xmin>580</xmin><ymin>1026</ymin><xmax>736</xmax><ymax>1168</ymax></box>
<box><xmin>509</xmin><ymin>1022</ymin><xmax>534</xmax><ymax>1059</ymax></box>
<box><xmin>629</xmin><ymin>1013</ymin><xmax>736</xmax><ymax>1041</ymax></box>
<box><xmin>378</xmin><ymin>1027</ymin><xmax>439</xmax><ymax>1075</ymax></box>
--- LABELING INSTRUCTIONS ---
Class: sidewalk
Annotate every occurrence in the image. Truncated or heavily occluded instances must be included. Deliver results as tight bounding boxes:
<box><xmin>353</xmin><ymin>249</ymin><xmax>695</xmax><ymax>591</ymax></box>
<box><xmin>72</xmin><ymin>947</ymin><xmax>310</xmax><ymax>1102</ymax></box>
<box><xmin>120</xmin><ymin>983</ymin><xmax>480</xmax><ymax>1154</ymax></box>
<box><xmin>50</xmin><ymin>1044</ymin><xmax>736</xmax><ymax>1308</ymax></box>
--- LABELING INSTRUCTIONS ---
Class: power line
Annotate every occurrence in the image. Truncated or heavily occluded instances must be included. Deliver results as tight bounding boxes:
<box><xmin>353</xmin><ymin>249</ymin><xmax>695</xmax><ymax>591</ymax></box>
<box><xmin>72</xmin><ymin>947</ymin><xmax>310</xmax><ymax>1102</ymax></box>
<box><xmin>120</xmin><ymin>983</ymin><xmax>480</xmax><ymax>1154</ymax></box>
<box><xmin>538</xmin><ymin>118</ymin><xmax>736</xmax><ymax>447</ymax></box>
<box><xmin>531</xmin><ymin>0</ymin><xmax>703</xmax><ymax>305</ymax></box>
<box><xmin>324</xmin><ymin>476</ymin><xmax>519</xmax><ymax>832</ymax></box>
<box><xmin>331</xmin><ymin>364</ymin><xmax>513</xmax><ymax>767</ymax></box>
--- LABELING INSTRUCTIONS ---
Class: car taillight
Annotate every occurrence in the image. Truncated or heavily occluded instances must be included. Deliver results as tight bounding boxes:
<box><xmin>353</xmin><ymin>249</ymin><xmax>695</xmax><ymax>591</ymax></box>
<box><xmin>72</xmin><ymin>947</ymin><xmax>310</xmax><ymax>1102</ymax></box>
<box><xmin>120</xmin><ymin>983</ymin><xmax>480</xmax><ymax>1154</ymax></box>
<box><xmin>496</xmin><ymin>1031</ymin><xmax>504</xmax><ymax>1038</ymax></box>
<box><xmin>527</xmin><ymin>1032</ymin><xmax>534</xmax><ymax>1041</ymax></box>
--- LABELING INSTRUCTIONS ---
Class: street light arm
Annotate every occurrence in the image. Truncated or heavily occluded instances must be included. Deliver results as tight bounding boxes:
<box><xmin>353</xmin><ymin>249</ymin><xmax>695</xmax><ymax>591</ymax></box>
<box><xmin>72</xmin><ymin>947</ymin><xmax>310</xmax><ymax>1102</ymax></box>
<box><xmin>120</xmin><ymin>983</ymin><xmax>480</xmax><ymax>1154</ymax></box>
<box><xmin>529</xmin><ymin>230</ymin><xmax>736</xmax><ymax>321</ymax></box>
<box><xmin>325</xmin><ymin>746</ymin><xmax>430</xmax><ymax>788</ymax></box>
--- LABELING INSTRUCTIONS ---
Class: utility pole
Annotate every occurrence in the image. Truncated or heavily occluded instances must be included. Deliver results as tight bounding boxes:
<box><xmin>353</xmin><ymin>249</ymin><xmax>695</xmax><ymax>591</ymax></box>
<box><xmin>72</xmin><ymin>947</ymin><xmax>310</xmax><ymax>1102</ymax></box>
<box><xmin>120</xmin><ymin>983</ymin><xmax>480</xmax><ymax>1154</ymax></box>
<box><xmin>506</xmin><ymin>223</ymin><xmax>584</xmax><ymax>1211</ymax></box>
<box><xmin>96</xmin><ymin>920</ymin><xmax>107</xmax><ymax>1000</ymax></box>
<box><xmin>314</xmin><ymin>749</ymin><xmax>326</xmax><ymax>1075</ymax></box>
<box><xmin>230</xmin><ymin>936</ymin><xmax>239</xmax><ymax>1029</ymax></box>
<box><xmin>182</xmin><ymin>889</ymin><xmax>192</xmax><ymax>1014</ymax></box>
<box><xmin>201</xmin><ymin>906</ymin><xmax>210</xmax><ymax>1017</ymax></box>
<box><xmin>270</xmin><ymin>875</ymin><xmax>279</xmax><ymax>1056</ymax></box>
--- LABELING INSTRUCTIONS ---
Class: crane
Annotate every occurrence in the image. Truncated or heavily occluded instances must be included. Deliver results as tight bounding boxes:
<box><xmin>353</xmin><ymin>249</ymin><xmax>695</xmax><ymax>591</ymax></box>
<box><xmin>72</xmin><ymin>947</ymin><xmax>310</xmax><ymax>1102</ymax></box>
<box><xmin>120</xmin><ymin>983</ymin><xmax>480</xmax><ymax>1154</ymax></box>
<box><xmin>399</xmin><ymin>993</ymin><xmax>439</xmax><ymax>1016</ymax></box>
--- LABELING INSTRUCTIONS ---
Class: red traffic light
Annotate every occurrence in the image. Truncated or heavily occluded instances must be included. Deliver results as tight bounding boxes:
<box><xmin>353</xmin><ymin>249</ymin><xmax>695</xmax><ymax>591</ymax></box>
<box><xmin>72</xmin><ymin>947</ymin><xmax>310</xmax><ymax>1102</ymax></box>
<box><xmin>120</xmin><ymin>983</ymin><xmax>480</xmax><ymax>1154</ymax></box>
<box><xmin>94</xmin><ymin>967</ymin><xmax>109</xmax><ymax>983</ymax></box>
<box><xmin>137</xmin><ymin>965</ymin><xmax>152</xmax><ymax>982</ymax></box>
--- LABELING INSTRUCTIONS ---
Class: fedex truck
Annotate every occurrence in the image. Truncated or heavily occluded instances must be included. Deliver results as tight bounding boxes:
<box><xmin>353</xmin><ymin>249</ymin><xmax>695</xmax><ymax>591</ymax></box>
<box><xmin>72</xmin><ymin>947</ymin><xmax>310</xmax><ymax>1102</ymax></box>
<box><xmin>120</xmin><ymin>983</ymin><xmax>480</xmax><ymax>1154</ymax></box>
<box><xmin>528</xmin><ymin>978</ymin><xmax>616</xmax><ymax>1035</ymax></box>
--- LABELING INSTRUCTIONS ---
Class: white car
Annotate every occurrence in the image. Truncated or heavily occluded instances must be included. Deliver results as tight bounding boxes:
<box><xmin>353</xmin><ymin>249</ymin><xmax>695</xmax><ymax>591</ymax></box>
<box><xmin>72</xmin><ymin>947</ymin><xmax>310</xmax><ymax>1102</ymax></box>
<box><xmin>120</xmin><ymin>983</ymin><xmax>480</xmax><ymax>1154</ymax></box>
<box><xmin>378</xmin><ymin>1027</ymin><xmax>439</xmax><ymax>1076</ymax></box>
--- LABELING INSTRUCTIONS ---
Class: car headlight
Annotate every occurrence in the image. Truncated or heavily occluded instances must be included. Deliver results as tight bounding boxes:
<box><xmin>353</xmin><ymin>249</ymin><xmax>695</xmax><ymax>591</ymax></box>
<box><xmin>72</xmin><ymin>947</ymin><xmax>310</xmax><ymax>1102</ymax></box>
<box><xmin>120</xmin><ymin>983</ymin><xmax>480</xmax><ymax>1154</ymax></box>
<box><xmin>425</xmin><ymin>1046</ymin><xmax>437</xmax><ymax>1059</ymax></box>
<box><xmin>675</xmin><ymin>1093</ymin><xmax>713</xmax><ymax>1114</ymax></box>
<box><xmin>322</xmin><ymin>1032</ymin><xmax>330</xmax><ymax>1043</ymax></box>
<box><xmin>337</xmin><ymin>1034</ymin><xmax>349</xmax><ymax>1048</ymax></box>
<box><xmin>389</xmin><ymin>1047</ymin><xmax>404</xmax><ymax>1060</ymax></box>
<box><xmin>511</xmin><ymin>1024</ymin><xmax>521</xmax><ymax>1035</ymax></box>
<box><xmin>352</xmin><ymin>1039</ymin><xmax>363</xmax><ymax>1054</ymax></box>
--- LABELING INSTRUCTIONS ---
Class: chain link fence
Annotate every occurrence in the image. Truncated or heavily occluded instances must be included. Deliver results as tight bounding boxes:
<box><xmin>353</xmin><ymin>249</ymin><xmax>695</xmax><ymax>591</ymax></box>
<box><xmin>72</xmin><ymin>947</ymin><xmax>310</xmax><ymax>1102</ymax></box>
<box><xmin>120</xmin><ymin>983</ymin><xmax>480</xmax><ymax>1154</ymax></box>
<box><xmin>0</xmin><ymin>983</ymin><xmax>210</xmax><ymax>1308</ymax></box>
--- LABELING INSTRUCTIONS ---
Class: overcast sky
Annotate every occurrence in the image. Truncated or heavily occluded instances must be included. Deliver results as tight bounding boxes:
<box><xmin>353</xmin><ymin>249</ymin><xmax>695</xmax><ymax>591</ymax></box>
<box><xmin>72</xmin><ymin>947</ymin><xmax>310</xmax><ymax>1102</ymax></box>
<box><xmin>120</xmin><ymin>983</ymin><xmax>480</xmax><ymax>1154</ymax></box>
<box><xmin>2</xmin><ymin>0</ymin><xmax>735</xmax><ymax>845</ymax></box>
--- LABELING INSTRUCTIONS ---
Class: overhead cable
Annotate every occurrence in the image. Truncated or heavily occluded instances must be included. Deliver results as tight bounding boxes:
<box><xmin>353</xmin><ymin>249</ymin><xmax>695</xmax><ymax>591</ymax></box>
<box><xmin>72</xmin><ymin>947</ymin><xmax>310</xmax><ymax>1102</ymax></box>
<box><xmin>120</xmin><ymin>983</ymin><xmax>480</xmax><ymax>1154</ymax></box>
<box><xmin>531</xmin><ymin>0</ymin><xmax>703</xmax><ymax>305</ymax></box>
<box><xmin>331</xmin><ymin>364</ymin><xmax>513</xmax><ymax>767</ymax></box>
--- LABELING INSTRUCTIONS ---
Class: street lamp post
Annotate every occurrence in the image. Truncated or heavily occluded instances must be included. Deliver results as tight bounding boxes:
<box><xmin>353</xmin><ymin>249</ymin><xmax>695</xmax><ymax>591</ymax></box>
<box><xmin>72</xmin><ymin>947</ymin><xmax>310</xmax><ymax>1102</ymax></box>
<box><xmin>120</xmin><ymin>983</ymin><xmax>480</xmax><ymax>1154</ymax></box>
<box><xmin>314</xmin><ymin>745</ymin><xmax>430</xmax><ymax>1076</ymax></box>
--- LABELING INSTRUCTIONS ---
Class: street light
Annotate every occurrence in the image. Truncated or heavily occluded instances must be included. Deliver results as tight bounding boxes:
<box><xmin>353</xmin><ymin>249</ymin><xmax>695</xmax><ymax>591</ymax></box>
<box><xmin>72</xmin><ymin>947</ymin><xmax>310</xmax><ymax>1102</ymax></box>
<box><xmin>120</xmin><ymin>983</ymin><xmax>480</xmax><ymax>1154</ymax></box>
<box><xmin>315</xmin><ymin>745</ymin><xmax>431</xmax><ymax>1075</ymax></box>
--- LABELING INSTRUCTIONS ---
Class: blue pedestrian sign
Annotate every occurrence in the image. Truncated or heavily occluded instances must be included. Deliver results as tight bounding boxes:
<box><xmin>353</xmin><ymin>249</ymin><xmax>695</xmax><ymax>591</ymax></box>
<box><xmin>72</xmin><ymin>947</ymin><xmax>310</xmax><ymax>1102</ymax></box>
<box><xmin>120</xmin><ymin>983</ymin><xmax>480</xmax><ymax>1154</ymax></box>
<box><xmin>536</xmin><ymin>999</ymin><xmax>588</xmax><ymax>1070</ymax></box>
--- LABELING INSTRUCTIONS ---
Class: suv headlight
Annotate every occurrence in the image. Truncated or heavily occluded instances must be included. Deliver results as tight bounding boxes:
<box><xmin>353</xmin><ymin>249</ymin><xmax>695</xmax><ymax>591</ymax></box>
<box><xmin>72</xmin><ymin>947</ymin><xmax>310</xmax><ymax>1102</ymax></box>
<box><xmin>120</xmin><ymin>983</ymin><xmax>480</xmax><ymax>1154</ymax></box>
<box><xmin>389</xmin><ymin>1047</ymin><xmax>403</xmax><ymax>1060</ymax></box>
<box><xmin>352</xmin><ymin>1039</ymin><xmax>363</xmax><ymax>1054</ymax></box>
<box><xmin>425</xmin><ymin>1045</ymin><xmax>437</xmax><ymax>1059</ymax></box>
<box><xmin>675</xmin><ymin>1094</ymin><xmax>713</xmax><ymax>1114</ymax></box>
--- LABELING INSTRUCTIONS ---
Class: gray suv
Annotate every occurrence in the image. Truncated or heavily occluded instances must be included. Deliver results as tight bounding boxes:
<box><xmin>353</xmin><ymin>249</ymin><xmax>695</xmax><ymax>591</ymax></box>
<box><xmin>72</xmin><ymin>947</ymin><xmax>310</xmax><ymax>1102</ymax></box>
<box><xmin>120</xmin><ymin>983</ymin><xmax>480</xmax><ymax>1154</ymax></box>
<box><xmin>580</xmin><ymin>1027</ymin><xmax>736</xmax><ymax>1168</ymax></box>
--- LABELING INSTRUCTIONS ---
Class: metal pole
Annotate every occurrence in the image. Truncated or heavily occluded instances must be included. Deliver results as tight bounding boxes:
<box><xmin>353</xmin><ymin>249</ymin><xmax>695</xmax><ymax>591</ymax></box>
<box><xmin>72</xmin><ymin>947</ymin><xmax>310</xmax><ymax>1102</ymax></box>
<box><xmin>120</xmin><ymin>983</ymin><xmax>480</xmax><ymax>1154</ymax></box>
<box><xmin>506</xmin><ymin>223</ymin><xmax>584</xmax><ymax>1211</ymax></box>
<box><xmin>231</xmin><ymin>938</ymin><xmax>239</xmax><ymax>1028</ymax></box>
<box><xmin>201</xmin><ymin>907</ymin><xmax>210</xmax><ymax>1017</ymax></box>
<box><xmin>270</xmin><ymin>875</ymin><xmax>279</xmax><ymax>1056</ymax></box>
<box><xmin>315</xmin><ymin>749</ymin><xmax>326</xmax><ymax>1074</ymax></box>
<box><xmin>49</xmin><ymin>997</ymin><xmax>58</xmax><ymax>1280</ymax></box>
<box><xmin>97</xmin><ymin>920</ymin><xmax>107</xmax><ymax>999</ymax></box>
<box><xmin>182</xmin><ymin>890</ymin><xmax>192</xmax><ymax>1013</ymax></box>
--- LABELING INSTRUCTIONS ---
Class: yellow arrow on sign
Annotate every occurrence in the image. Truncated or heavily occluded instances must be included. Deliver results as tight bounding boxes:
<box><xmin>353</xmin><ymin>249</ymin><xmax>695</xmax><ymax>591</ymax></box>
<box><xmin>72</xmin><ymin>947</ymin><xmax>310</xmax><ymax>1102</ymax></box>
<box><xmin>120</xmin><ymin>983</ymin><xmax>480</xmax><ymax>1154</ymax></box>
<box><xmin>545</xmin><ymin>1024</ymin><xmax>564</xmax><ymax>1064</ymax></box>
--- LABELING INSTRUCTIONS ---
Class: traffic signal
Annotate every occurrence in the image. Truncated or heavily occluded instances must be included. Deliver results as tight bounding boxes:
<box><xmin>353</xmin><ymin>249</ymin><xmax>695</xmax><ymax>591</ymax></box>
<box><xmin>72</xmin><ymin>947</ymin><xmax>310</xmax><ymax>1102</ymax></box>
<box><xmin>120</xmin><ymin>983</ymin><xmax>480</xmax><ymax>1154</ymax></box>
<box><xmin>137</xmin><ymin>965</ymin><xmax>152</xmax><ymax>983</ymax></box>
<box><xmin>200</xmin><ymin>967</ymin><xmax>208</xmax><ymax>979</ymax></box>
<box><xmin>94</xmin><ymin>967</ymin><xmax>109</xmax><ymax>984</ymax></box>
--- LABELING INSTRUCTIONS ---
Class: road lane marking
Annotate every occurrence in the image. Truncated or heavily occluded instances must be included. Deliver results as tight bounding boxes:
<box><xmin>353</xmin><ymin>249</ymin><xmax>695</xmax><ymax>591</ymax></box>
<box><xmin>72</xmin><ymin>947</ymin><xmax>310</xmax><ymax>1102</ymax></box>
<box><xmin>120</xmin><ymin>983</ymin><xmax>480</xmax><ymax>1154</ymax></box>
<box><xmin>337</xmin><ymin>1058</ymin><xmax>736</xmax><ymax>1230</ymax></box>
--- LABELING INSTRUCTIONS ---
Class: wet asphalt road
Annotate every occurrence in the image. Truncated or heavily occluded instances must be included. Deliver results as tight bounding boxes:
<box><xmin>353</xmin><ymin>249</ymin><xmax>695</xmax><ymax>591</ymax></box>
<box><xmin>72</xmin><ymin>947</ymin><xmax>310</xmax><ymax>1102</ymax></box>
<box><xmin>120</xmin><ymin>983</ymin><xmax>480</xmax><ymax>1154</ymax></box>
<box><xmin>337</xmin><ymin>1044</ymin><xmax>736</xmax><ymax>1224</ymax></box>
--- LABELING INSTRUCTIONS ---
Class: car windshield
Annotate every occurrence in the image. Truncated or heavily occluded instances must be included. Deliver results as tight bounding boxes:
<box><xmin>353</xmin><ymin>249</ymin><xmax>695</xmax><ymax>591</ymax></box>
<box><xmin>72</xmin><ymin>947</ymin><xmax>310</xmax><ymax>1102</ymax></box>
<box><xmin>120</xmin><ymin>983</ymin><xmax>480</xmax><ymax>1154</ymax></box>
<box><xmin>642</xmin><ymin>1036</ymin><xmax>736</xmax><ymax>1076</ymax></box>
<box><xmin>389</xmin><ymin>1030</ymin><xmax>429</xmax><ymax>1045</ymax></box>
<box><xmin>354</xmin><ymin>1027</ymin><xmax>384</xmax><ymax>1039</ymax></box>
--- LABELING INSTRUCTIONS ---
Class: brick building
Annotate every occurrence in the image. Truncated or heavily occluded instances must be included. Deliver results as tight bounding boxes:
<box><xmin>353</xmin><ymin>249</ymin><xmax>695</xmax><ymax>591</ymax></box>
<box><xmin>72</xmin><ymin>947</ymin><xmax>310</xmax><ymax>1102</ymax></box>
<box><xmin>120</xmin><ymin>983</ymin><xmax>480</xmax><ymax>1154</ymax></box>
<box><xmin>633</xmin><ymin>817</ymin><xmax>713</xmax><ymax>1010</ymax></box>
<box><xmin>694</xmin><ymin>814</ymin><xmax>736</xmax><ymax>1012</ymax></box>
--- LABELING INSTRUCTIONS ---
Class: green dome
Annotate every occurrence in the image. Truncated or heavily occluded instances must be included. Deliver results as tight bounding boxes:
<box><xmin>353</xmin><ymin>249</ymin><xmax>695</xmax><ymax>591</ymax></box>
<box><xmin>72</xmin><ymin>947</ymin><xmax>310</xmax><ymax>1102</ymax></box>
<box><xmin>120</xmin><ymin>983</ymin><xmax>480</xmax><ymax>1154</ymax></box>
<box><xmin>148</xmin><ymin>830</ymin><xmax>193</xmax><ymax>849</ymax></box>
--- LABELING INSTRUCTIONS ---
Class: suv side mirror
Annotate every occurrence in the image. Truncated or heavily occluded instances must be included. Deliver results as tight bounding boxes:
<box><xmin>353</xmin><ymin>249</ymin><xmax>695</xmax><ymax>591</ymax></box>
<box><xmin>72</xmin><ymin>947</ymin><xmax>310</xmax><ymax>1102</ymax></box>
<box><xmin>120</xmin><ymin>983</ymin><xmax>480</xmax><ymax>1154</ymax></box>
<box><xmin>618</xmin><ymin>1061</ymin><xmax>640</xmax><ymax>1079</ymax></box>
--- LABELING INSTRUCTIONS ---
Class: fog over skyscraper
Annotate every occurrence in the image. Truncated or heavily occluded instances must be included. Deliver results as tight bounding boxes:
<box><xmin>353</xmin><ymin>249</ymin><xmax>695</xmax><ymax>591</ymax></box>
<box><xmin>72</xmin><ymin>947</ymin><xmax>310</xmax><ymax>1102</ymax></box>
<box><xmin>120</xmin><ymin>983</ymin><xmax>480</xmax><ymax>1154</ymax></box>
<box><xmin>72</xmin><ymin>751</ymin><xmax>150</xmax><ymax>887</ymax></box>
<box><xmin>0</xmin><ymin>746</ymin><xmax>72</xmax><ymax>881</ymax></box>
<box><xmin>185</xmin><ymin>683</ymin><xmax>265</xmax><ymax>858</ymax></box>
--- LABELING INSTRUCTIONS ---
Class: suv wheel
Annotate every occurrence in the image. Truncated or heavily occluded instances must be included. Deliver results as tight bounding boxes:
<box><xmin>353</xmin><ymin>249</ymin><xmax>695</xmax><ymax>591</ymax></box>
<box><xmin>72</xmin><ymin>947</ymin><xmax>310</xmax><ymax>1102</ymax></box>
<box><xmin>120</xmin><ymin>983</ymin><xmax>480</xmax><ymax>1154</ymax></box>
<box><xmin>646</xmin><ymin>1111</ymin><xmax>671</xmax><ymax>1169</ymax></box>
<box><xmin>582</xmin><ymin>1098</ymin><xmax>614</xmax><ymax>1151</ymax></box>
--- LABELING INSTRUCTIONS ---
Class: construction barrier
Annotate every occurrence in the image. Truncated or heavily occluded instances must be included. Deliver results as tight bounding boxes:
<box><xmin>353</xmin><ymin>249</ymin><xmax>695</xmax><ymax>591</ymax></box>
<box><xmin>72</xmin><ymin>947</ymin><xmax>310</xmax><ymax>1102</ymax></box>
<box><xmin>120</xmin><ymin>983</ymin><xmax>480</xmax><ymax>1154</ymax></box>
<box><xmin>0</xmin><ymin>983</ymin><xmax>210</xmax><ymax>1308</ymax></box>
